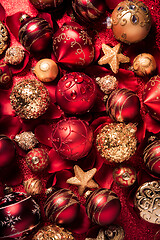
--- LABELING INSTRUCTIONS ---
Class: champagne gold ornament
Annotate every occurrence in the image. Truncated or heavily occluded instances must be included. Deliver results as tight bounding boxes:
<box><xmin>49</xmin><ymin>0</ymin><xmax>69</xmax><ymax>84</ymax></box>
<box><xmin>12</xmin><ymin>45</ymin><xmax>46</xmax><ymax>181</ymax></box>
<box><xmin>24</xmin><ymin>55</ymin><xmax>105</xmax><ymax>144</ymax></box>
<box><xmin>0</xmin><ymin>21</ymin><xmax>9</xmax><ymax>55</ymax></box>
<box><xmin>24</xmin><ymin>178</ymin><xmax>42</xmax><ymax>196</ymax></box>
<box><xmin>14</xmin><ymin>131</ymin><xmax>38</xmax><ymax>150</ymax></box>
<box><xmin>4</xmin><ymin>47</ymin><xmax>25</xmax><ymax>65</ymax></box>
<box><xmin>105</xmin><ymin>225</ymin><xmax>125</xmax><ymax>240</ymax></box>
<box><xmin>95</xmin><ymin>75</ymin><xmax>118</xmax><ymax>94</ymax></box>
<box><xmin>85</xmin><ymin>229</ymin><xmax>106</xmax><ymax>240</ymax></box>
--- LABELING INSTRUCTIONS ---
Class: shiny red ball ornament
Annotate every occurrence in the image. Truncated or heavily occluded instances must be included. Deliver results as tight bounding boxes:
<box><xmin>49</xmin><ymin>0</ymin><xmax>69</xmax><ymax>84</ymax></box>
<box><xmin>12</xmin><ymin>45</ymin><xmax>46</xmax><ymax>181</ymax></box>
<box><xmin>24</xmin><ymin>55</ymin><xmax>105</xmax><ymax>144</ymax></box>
<box><xmin>106</xmin><ymin>88</ymin><xmax>140</xmax><ymax>122</ymax></box>
<box><xmin>52</xmin><ymin>23</ymin><xmax>94</xmax><ymax>69</ymax></box>
<box><xmin>72</xmin><ymin>0</ymin><xmax>106</xmax><ymax>23</ymax></box>
<box><xmin>51</xmin><ymin>118</ymin><xmax>93</xmax><ymax>160</ymax></box>
<box><xmin>55</xmin><ymin>72</ymin><xmax>97</xmax><ymax>115</ymax></box>
<box><xmin>85</xmin><ymin>188</ymin><xmax>121</xmax><ymax>226</ymax></box>
<box><xmin>44</xmin><ymin>188</ymin><xmax>80</xmax><ymax>225</ymax></box>
<box><xmin>0</xmin><ymin>62</ymin><xmax>12</xmax><ymax>89</ymax></box>
<box><xmin>18</xmin><ymin>14</ymin><xmax>53</xmax><ymax>52</ymax></box>
<box><xmin>29</xmin><ymin>0</ymin><xmax>64</xmax><ymax>12</ymax></box>
<box><xmin>113</xmin><ymin>164</ymin><xmax>136</xmax><ymax>187</ymax></box>
<box><xmin>0</xmin><ymin>191</ymin><xmax>40</xmax><ymax>239</ymax></box>
<box><xmin>143</xmin><ymin>76</ymin><xmax>160</xmax><ymax>121</ymax></box>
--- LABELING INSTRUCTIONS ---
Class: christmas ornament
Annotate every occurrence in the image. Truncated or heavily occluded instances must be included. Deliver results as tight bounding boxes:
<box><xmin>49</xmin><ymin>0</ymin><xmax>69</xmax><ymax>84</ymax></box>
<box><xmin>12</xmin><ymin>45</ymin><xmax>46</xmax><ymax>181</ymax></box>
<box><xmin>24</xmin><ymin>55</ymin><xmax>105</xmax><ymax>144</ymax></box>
<box><xmin>85</xmin><ymin>188</ymin><xmax>121</xmax><ymax>225</ymax></box>
<box><xmin>113</xmin><ymin>164</ymin><xmax>136</xmax><ymax>187</ymax></box>
<box><xmin>4</xmin><ymin>47</ymin><xmax>25</xmax><ymax>65</ymax></box>
<box><xmin>134</xmin><ymin>181</ymin><xmax>160</xmax><ymax>224</ymax></box>
<box><xmin>66</xmin><ymin>165</ymin><xmax>99</xmax><ymax>196</ymax></box>
<box><xmin>95</xmin><ymin>75</ymin><xmax>118</xmax><ymax>95</ymax></box>
<box><xmin>143</xmin><ymin>75</ymin><xmax>160</xmax><ymax>121</ymax></box>
<box><xmin>34</xmin><ymin>58</ymin><xmax>59</xmax><ymax>82</ymax></box>
<box><xmin>106</xmin><ymin>88</ymin><xmax>141</xmax><ymax>122</ymax></box>
<box><xmin>0</xmin><ymin>62</ymin><xmax>12</xmax><ymax>88</ymax></box>
<box><xmin>72</xmin><ymin>0</ymin><xmax>106</xmax><ymax>23</ymax></box>
<box><xmin>143</xmin><ymin>140</ymin><xmax>160</xmax><ymax>178</ymax></box>
<box><xmin>23</xmin><ymin>177</ymin><xmax>42</xmax><ymax>196</ymax></box>
<box><xmin>52</xmin><ymin>23</ymin><xmax>94</xmax><ymax>69</ymax></box>
<box><xmin>52</xmin><ymin>118</ymin><xmax>93</xmax><ymax>160</ymax></box>
<box><xmin>105</xmin><ymin>225</ymin><xmax>125</xmax><ymax>240</ymax></box>
<box><xmin>14</xmin><ymin>131</ymin><xmax>39</xmax><ymax>151</ymax></box>
<box><xmin>18</xmin><ymin>13</ymin><xmax>53</xmax><ymax>52</ymax></box>
<box><xmin>44</xmin><ymin>188</ymin><xmax>80</xmax><ymax>225</ymax></box>
<box><xmin>55</xmin><ymin>72</ymin><xmax>97</xmax><ymax>115</ymax></box>
<box><xmin>10</xmin><ymin>79</ymin><xmax>50</xmax><ymax>119</ymax></box>
<box><xmin>98</xmin><ymin>43</ymin><xmax>130</xmax><ymax>74</ymax></box>
<box><xmin>25</xmin><ymin>148</ymin><xmax>49</xmax><ymax>172</ymax></box>
<box><xmin>0</xmin><ymin>21</ymin><xmax>9</xmax><ymax>54</ymax></box>
<box><xmin>29</xmin><ymin>0</ymin><xmax>64</xmax><ymax>13</ymax></box>
<box><xmin>32</xmin><ymin>224</ymin><xmax>75</xmax><ymax>240</ymax></box>
<box><xmin>85</xmin><ymin>229</ymin><xmax>105</xmax><ymax>240</ymax></box>
<box><xmin>132</xmin><ymin>53</ymin><xmax>156</xmax><ymax>77</ymax></box>
<box><xmin>0</xmin><ymin>191</ymin><xmax>40</xmax><ymax>239</ymax></box>
<box><xmin>107</xmin><ymin>0</ymin><xmax>151</xmax><ymax>44</ymax></box>
<box><xmin>96</xmin><ymin>122</ymin><xmax>137</xmax><ymax>163</ymax></box>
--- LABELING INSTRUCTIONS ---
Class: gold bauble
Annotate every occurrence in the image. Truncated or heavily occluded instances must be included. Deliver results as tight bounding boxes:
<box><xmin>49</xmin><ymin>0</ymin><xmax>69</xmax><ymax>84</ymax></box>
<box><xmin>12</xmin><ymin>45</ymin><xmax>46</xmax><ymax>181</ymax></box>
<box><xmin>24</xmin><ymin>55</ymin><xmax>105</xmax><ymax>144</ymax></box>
<box><xmin>133</xmin><ymin>53</ymin><xmax>156</xmax><ymax>76</ymax></box>
<box><xmin>111</xmin><ymin>0</ymin><xmax>151</xmax><ymax>44</ymax></box>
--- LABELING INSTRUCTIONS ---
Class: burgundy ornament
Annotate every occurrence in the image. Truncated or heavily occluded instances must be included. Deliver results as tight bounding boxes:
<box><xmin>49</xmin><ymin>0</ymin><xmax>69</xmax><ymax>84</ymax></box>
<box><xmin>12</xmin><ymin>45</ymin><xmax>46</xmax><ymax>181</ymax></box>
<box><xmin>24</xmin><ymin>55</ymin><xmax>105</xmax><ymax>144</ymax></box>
<box><xmin>0</xmin><ymin>191</ymin><xmax>40</xmax><ymax>239</ymax></box>
<box><xmin>113</xmin><ymin>164</ymin><xmax>136</xmax><ymax>187</ymax></box>
<box><xmin>44</xmin><ymin>188</ymin><xmax>80</xmax><ymax>225</ymax></box>
<box><xmin>85</xmin><ymin>188</ymin><xmax>121</xmax><ymax>226</ymax></box>
<box><xmin>72</xmin><ymin>0</ymin><xmax>106</xmax><ymax>23</ymax></box>
<box><xmin>18</xmin><ymin>14</ymin><xmax>53</xmax><ymax>52</ymax></box>
<box><xmin>106</xmin><ymin>88</ymin><xmax>140</xmax><ymax>122</ymax></box>
<box><xmin>55</xmin><ymin>72</ymin><xmax>97</xmax><ymax>115</ymax></box>
<box><xmin>0</xmin><ymin>62</ymin><xmax>12</xmax><ymax>89</ymax></box>
<box><xmin>52</xmin><ymin>23</ymin><xmax>94</xmax><ymax>69</ymax></box>
<box><xmin>143</xmin><ymin>76</ymin><xmax>160</xmax><ymax>121</ymax></box>
<box><xmin>51</xmin><ymin>118</ymin><xmax>93</xmax><ymax>160</ymax></box>
<box><xmin>29</xmin><ymin>0</ymin><xmax>64</xmax><ymax>12</ymax></box>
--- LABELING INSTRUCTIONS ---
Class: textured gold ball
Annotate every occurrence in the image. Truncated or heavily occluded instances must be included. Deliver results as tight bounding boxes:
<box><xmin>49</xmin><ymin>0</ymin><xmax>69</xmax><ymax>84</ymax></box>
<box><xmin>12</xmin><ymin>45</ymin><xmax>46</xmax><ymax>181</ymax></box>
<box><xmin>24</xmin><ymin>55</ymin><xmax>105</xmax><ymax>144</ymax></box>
<box><xmin>111</xmin><ymin>0</ymin><xmax>151</xmax><ymax>44</ymax></box>
<box><xmin>24</xmin><ymin>178</ymin><xmax>42</xmax><ymax>196</ymax></box>
<box><xmin>34</xmin><ymin>59</ymin><xmax>59</xmax><ymax>82</ymax></box>
<box><xmin>133</xmin><ymin>53</ymin><xmax>156</xmax><ymax>76</ymax></box>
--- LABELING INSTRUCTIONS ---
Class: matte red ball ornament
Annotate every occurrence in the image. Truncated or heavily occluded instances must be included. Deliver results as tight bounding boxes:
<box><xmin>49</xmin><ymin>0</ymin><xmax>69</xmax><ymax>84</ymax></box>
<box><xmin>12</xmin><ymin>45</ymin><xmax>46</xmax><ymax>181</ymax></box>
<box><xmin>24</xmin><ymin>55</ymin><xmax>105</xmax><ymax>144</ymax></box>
<box><xmin>29</xmin><ymin>0</ymin><xmax>64</xmax><ymax>12</ymax></box>
<box><xmin>106</xmin><ymin>88</ymin><xmax>140</xmax><ymax>122</ymax></box>
<box><xmin>85</xmin><ymin>188</ymin><xmax>121</xmax><ymax>226</ymax></box>
<box><xmin>113</xmin><ymin>164</ymin><xmax>136</xmax><ymax>187</ymax></box>
<box><xmin>52</xmin><ymin>23</ymin><xmax>94</xmax><ymax>69</ymax></box>
<box><xmin>143</xmin><ymin>76</ymin><xmax>160</xmax><ymax>121</ymax></box>
<box><xmin>44</xmin><ymin>188</ymin><xmax>80</xmax><ymax>225</ymax></box>
<box><xmin>0</xmin><ymin>62</ymin><xmax>12</xmax><ymax>89</ymax></box>
<box><xmin>51</xmin><ymin>118</ymin><xmax>93</xmax><ymax>160</ymax></box>
<box><xmin>55</xmin><ymin>72</ymin><xmax>97</xmax><ymax>115</ymax></box>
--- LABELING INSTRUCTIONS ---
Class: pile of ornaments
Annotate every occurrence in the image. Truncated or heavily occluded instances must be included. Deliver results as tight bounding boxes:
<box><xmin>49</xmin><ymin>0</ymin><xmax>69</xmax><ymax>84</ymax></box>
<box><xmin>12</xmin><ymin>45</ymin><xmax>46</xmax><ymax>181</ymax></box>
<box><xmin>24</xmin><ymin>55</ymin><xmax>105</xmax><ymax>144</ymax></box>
<box><xmin>1</xmin><ymin>0</ymin><xmax>160</xmax><ymax>239</ymax></box>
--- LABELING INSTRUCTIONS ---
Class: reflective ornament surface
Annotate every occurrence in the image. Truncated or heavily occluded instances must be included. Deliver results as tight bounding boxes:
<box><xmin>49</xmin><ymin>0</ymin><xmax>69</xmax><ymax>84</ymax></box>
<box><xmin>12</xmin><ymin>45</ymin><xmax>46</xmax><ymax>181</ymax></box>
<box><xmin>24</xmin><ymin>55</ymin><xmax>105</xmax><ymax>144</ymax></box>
<box><xmin>0</xmin><ymin>21</ymin><xmax>9</xmax><ymax>54</ymax></box>
<box><xmin>23</xmin><ymin>177</ymin><xmax>42</xmax><ymax>196</ymax></box>
<box><xmin>14</xmin><ymin>131</ymin><xmax>38</xmax><ymax>150</ymax></box>
<box><xmin>113</xmin><ymin>164</ymin><xmax>136</xmax><ymax>187</ymax></box>
<box><xmin>0</xmin><ymin>62</ymin><xmax>12</xmax><ymax>88</ymax></box>
<box><xmin>105</xmin><ymin>224</ymin><xmax>125</xmax><ymax>240</ymax></box>
<box><xmin>4</xmin><ymin>47</ymin><xmax>25</xmax><ymax>65</ymax></box>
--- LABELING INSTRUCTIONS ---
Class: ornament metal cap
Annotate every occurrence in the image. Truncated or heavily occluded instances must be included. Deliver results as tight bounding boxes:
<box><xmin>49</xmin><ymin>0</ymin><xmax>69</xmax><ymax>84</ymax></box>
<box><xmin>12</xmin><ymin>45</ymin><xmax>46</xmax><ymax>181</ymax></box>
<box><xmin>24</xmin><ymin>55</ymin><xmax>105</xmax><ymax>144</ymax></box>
<box><xmin>19</xmin><ymin>13</ymin><xmax>30</xmax><ymax>23</ymax></box>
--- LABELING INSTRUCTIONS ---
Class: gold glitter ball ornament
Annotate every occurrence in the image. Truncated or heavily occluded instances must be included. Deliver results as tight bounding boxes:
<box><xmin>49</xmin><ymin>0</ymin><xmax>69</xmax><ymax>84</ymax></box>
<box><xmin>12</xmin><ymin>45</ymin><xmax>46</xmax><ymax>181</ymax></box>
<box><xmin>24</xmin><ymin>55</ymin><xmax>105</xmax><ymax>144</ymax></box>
<box><xmin>4</xmin><ymin>47</ymin><xmax>25</xmax><ymax>65</ymax></box>
<box><xmin>32</xmin><ymin>224</ymin><xmax>75</xmax><ymax>240</ymax></box>
<box><xmin>10</xmin><ymin>79</ymin><xmax>50</xmax><ymax>119</ymax></box>
<box><xmin>133</xmin><ymin>53</ymin><xmax>156</xmax><ymax>76</ymax></box>
<box><xmin>95</xmin><ymin>75</ymin><xmax>118</xmax><ymax>95</ymax></box>
<box><xmin>14</xmin><ymin>131</ymin><xmax>38</xmax><ymax>150</ymax></box>
<box><xmin>24</xmin><ymin>177</ymin><xmax>42</xmax><ymax>196</ymax></box>
<box><xmin>96</xmin><ymin>122</ymin><xmax>137</xmax><ymax>163</ymax></box>
<box><xmin>0</xmin><ymin>21</ymin><xmax>9</xmax><ymax>55</ymax></box>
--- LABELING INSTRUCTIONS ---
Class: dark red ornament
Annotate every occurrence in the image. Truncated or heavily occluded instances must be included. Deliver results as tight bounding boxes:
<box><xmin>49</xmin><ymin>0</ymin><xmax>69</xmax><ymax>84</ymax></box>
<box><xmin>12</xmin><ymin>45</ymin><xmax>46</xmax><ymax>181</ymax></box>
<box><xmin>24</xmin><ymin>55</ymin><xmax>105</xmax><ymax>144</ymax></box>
<box><xmin>29</xmin><ymin>0</ymin><xmax>64</xmax><ymax>12</ymax></box>
<box><xmin>51</xmin><ymin>118</ymin><xmax>93</xmax><ymax>160</ymax></box>
<box><xmin>85</xmin><ymin>188</ymin><xmax>121</xmax><ymax>226</ymax></box>
<box><xmin>0</xmin><ymin>191</ymin><xmax>40</xmax><ymax>239</ymax></box>
<box><xmin>72</xmin><ymin>0</ymin><xmax>106</xmax><ymax>23</ymax></box>
<box><xmin>143</xmin><ymin>76</ymin><xmax>160</xmax><ymax>121</ymax></box>
<box><xmin>55</xmin><ymin>72</ymin><xmax>97</xmax><ymax>115</ymax></box>
<box><xmin>18</xmin><ymin>14</ymin><xmax>53</xmax><ymax>52</ymax></box>
<box><xmin>44</xmin><ymin>188</ymin><xmax>80</xmax><ymax>225</ymax></box>
<box><xmin>113</xmin><ymin>164</ymin><xmax>136</xmax><ymax>187</ymax></box>
<box><xmin>52</xmin><ymin>23</ymin><xmax>94</xmax><ymax>69</ymax></box>
<box><xmin>106</xmin><ymin>88</ymin><xmax>140</xmax><ymax>122</ymax></box>
<box><xmin>0</xmin><ymin>62</ymin><xmax>12</xmax><ymax>89</ymax></box>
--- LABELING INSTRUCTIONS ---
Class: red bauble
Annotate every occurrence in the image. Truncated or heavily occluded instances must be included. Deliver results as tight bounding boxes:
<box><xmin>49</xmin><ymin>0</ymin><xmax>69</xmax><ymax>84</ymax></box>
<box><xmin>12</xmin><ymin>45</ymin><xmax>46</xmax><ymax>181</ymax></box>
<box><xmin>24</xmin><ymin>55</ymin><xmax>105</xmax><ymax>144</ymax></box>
<box><xmin>51</xmin><ymin>118</ymin><xmax>93</xmax><ymax>160</ymax></box>
<box><xmin>18</xmin><ymin>14</ymin><xmax>53</xmax><ymax>52</ymax></box>
<box><xmin>0</xmin><ymin>62</ymin><xmax>12</xmax><ymax>89</ymax></box>
<box><xmin>143</xmin><ymin>76</ymin><xmax>160</xmax><ymax>121</ymax></box>
<box><xmin>144</xmin><ymin>140</ymin><xmax>160</xmax><ymax>178</ymax></box>
<box><xmin>29</xmin><ymin>0</ymin><xmax>64</xmax><ymax>12</ymax></box>
<box><xmin>44</xmin><ymin>188</ymin><xmax>80</xmax><ymax>225</ymax></box>
<box><xmin>52</xmin><ymin>23</ymin><xmax>94</xmax><ymax>69</ymax></box>
<box><xmin>55</xmin><ymin>72</ymin><xmax>97</xmax><ymax>115</ymax></box>
<box><xmin>113</xmin><ymin>164</ymin><xmax>136</xmax><ymax>187</ymax></box>
<box><xmin>0</xmin><ymin>136</ymin><xmax>16</xmax><ymax>169</ymax></box>
<box><xmin>0</xmin><ymin>192</ymin><xmax>40</xmax><ymax>239</ymax></box>
<box><xmin>86</xmin><ymin>188</ymin><xmax>121</xmax><ymax>225</ymax></box>
<box><xmin>106</xmin><ymin>88</ymin><xmax>140</xmax><ymax>122</ymax></box>
<box><xmin>72</xmin><ymin>0</ymin><xmax>106</xmax><ymax>23</ymax></box>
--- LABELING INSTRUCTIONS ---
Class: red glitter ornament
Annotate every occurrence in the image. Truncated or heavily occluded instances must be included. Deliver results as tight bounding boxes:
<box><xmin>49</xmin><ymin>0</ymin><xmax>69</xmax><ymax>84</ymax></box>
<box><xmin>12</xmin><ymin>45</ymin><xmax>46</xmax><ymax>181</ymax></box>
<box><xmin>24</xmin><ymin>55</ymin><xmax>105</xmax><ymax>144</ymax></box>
<box><xmin>25</xmin><ymin>148</ymin><xmax>49</xmax><ymax>172</ymax></box>
<box><xmin>106</xmin><ymin>88</ymin><xmax>141</xmax><ymax>122</ymax></box>
<box><xmin>0</xmin><ymin>62</ymin><xmax>12</xmax><ymax>88</ymax></box>
<box><xmin>85</xmin><ymin>188</ymin><xmax>121</xmax><ymax>226</ymax></box>
<box><xmin>113</xmin><ymin>164</ymin><xmax>136</xmax><ymax>187</ymax></box>
<box><xmin>55</xmin><ymin>72</ymin><xmax>97</xmax><ymax>115</ymax></box>
<box><xmin>52</xmin><ymin>23</ymin><xmax>94</xmax><ymax>69</ymax></box>
<box><xmin>51</xmin><ymin>118</ymin><xmax>93</xmax><ymax>160</ymax></box>
<box><xmin>143</xmin><ymin>76</ymin><xmax>160</xmax><ymax>121</ymax></box>
<box><xmin>44</xmin><ymin>188</ymin><xmax>80</xmax><ymax>225</ymax></box>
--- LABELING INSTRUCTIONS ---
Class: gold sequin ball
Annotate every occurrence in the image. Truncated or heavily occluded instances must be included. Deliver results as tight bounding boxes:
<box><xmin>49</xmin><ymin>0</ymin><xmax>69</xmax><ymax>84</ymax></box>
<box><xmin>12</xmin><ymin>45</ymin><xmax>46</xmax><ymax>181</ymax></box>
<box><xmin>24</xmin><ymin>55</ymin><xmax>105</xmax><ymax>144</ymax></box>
<box><xmin>96</xmin><ymin>122</ymin><xmax>137</xmax><ymax>163</ymax></box>
<box><xmin>10</xmin><ymin>79</ymin><xmax>50</xmax><ymax>119</ymax></box>
<box><xmin>14</xmin><ymin>131</ymin><xmax>38</xmax><ymax>150</ymax></box>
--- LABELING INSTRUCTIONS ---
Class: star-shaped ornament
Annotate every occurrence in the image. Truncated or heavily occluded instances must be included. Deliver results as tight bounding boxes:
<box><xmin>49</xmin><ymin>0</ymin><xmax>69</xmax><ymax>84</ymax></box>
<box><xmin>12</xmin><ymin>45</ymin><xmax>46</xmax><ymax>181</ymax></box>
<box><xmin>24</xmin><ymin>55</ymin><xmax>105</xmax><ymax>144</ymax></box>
<box><xmin>85</xmin><ymin>229</ymin><xmax>106</xmax><ymax>240</ymax></box>
<box><xmin>98</xmin><ymin>43</ymin><xmax>130</xmax><ymax>74</ymax></box>
<box><xmin>66</xmin><ymin>165</ymin><xmax>99</xmax><ymax>196</ymax></box>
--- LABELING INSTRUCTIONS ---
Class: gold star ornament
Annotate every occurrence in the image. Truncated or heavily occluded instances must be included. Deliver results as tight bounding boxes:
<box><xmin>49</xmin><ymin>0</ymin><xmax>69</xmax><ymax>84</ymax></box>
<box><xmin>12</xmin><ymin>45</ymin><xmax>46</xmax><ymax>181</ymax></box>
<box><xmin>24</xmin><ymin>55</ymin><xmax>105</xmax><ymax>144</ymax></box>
<box><xmin>66</xmin><ymin>165</ymin><xmax>99</xmax><ymax>196</ymax></box>
<box><xmin>98</xmin><ymin>43</ymin><xmax>130</xmax><ymax>74</ymax></box>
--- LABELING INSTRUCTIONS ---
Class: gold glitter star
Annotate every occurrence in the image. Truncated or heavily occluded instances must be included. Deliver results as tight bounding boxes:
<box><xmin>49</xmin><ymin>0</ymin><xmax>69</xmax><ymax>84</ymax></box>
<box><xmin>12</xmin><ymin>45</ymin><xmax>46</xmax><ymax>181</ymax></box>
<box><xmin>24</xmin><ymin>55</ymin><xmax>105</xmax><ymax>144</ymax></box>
<box><xmin>98</xmin><ymin>43</ymin><xmax>130</xmax><ymax>74</ymax></box>
<box><xmin>85</xmin><ymin>229</ymin><xmax>106</xmax><ymax>240</ymax></box>
<box><xmin>66</xmin><ymin>165</ymin><xmax>99</xmax><ymax>196</ymax></box>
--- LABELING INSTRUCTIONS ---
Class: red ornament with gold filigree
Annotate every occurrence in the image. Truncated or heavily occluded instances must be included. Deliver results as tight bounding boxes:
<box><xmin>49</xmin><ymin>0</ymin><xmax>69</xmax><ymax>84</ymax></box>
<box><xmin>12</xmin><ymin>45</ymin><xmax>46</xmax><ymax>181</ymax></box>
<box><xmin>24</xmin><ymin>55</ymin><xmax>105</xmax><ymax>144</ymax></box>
<box><xmin>0</xmin><ymin>62</ymin><xmax>12</xmax><ymax>88</ymax></box>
